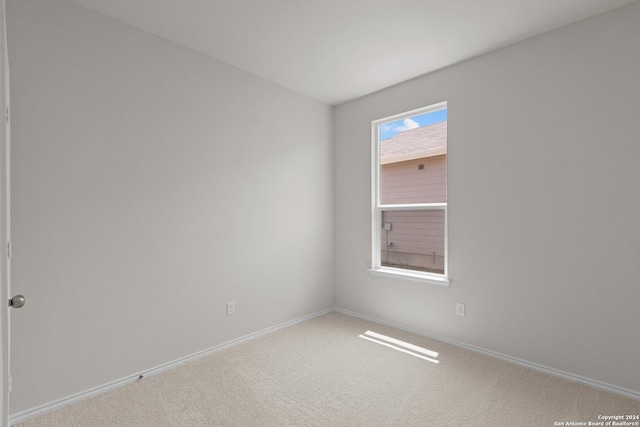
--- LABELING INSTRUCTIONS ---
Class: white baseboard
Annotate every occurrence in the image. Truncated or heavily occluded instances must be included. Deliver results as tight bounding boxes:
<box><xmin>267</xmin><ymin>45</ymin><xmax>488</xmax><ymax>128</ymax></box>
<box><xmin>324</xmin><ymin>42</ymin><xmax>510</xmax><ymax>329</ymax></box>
<box><xmin>333</xmin><ymin>307</ymin><xmax>640</xmax><ymax>402</ymax></box>
<box><xmin>11</xmin><ymin>305</ymin><xmax>638</xmax><ymax>424</ymax></box>
<box><xmin>9</xmin><ymin>307</ymin><xmax>334</xmax><ymax>424</ymax></box>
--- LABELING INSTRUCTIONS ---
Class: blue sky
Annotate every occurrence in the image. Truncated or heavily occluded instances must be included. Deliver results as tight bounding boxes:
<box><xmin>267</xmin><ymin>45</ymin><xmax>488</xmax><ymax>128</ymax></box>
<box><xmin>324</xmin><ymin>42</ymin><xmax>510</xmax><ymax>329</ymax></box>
<box><xmin>379</xmin><ymin>108</ymin><xmax>447</xmax><ymax>141</ymax></box>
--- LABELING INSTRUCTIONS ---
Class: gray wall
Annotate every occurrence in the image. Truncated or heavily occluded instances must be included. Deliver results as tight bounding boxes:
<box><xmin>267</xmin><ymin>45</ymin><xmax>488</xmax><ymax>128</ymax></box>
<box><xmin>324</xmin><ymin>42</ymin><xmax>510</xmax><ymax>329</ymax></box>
<box><xmin>334</xmin><ymin>1</ymin><xmax>640</xmax><ymax>394</ymax></box>
<box><xmin>7</xmin><ymin>0</ymin><xmax>333</xmax><ymax>413</ymax></box>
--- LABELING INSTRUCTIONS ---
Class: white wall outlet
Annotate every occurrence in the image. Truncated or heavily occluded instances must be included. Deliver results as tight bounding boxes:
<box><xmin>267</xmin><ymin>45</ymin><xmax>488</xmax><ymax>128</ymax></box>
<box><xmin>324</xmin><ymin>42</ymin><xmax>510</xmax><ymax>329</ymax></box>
<box><xmin>226</xmin><ymin>301</ymin><xmax>235</xmax><ymax>316</ymax></box>
<box><xmin>456</xmin><ymin>302</ymin><xmax>466</xmax><ymax>317</ymax></box>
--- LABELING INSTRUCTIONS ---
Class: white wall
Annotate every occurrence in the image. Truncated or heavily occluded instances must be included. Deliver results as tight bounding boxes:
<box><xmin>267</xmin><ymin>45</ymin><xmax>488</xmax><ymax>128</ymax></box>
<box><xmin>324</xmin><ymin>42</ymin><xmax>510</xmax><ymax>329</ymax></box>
<box><xmin>335</xmin><ymin>1</ymin><xmax>640</xmax><ymax>395</ymax></box>
<box><xmin>7</xmin><ymin>0</ymin><xmax>333</xmax><ymax>413</ymax></box>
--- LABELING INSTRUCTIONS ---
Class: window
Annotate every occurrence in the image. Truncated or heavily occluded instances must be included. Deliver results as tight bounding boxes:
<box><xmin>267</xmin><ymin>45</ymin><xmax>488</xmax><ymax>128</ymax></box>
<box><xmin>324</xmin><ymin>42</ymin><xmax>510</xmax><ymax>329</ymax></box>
<box><xmin>371</xmin><ymin>102</ymin><xmax>449</xmax><ymax>286</ymax></box>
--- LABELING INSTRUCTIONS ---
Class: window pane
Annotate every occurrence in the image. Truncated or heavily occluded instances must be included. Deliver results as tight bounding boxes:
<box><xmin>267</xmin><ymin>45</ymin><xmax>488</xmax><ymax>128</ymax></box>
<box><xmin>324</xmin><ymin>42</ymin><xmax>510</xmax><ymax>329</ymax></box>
<box><xmin>379</xmin><ymin>114</ymin><xmax>447</xmax><ymax>204</ymax></box>
<box><xmin>381</xmin><ymin>209</ymin><xmax>445</xmax><ymax>274</ymax></box>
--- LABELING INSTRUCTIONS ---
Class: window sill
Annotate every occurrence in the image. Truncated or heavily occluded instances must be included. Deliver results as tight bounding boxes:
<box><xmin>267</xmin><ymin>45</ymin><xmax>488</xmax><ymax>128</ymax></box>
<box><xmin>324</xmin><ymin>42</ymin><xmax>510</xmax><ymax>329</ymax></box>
<box><xmin>368</xmin><ymin>267</ymin><xmax>450</xmax><ymax>287</ymax></box>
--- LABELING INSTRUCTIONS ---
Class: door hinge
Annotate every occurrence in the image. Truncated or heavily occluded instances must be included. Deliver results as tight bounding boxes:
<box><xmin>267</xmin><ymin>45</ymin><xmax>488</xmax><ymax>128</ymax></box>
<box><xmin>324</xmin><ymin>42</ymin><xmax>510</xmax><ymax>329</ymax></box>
<box><xmin>5</xmin><ymin>106</ymin><xmax>8</xmax><ymax>123</ymax></box>
<box><xmin>7</xmin><ymin>240</ymin><xmax>11</xmax><ymax>259</ymax></box>
<box><xmin>8</xmin><ymin>374</ymin><xmax>11</xmax><ymax>392</ymax></box>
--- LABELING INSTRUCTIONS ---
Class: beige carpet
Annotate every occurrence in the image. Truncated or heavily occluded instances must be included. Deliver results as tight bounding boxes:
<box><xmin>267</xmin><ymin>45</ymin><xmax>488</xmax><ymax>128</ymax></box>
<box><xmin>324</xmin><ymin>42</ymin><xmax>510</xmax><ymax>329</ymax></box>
<box><xmin>14</xmin><ymin>311</ymin><xmax>640</xmax><ymax>426</ymax></box>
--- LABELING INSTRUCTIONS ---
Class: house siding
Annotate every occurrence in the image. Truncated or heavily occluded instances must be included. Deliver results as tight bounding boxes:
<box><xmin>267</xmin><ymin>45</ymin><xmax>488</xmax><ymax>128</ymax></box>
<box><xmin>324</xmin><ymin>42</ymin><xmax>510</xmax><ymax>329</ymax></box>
<box><xmin>381</xmin><ymin>209</ymin><xmax>445</xmax><ymax>273</ymax></box>
<box><xmin>380</xmin><ymin>154</ymin><xmax>446</xmax><ymax>204</ymax></box>
<box><xmin>380</xmin><ymin>154</ymin><xmax>446</xmax><ymax>273</ymax></box>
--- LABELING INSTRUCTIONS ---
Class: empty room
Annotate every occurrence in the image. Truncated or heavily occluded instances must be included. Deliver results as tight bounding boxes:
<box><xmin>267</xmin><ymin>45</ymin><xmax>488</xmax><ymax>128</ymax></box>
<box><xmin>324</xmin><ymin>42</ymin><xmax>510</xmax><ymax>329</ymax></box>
<box><xmin>1</xmin><ymin>0</ymin><xmax>639</xmax><ymax>426</ymax></box>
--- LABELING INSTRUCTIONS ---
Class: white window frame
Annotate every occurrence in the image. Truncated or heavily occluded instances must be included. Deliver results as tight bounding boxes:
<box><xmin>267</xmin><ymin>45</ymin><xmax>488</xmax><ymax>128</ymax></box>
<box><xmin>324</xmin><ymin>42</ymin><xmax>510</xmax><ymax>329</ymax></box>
<box><xmin>370</xmin><ymin>102</ymin><xmax>450</xmax><ymax>287</ymax></box>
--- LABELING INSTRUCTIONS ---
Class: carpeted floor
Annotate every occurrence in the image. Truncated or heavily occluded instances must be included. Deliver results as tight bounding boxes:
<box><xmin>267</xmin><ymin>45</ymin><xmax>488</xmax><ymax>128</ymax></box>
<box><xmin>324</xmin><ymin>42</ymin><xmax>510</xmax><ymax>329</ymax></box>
<box><xmin>14</xmin><ymin>311</ymin><xmax>640</xmax><ymax>426</ymax></box>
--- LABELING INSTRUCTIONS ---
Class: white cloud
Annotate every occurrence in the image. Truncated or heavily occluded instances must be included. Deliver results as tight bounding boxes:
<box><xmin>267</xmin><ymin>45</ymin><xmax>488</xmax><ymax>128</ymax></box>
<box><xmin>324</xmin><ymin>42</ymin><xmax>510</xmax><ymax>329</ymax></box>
<box><xmin>393</xmin><ymin>118</ymin><xmax>420</xmax><ymax>132</ymax></box>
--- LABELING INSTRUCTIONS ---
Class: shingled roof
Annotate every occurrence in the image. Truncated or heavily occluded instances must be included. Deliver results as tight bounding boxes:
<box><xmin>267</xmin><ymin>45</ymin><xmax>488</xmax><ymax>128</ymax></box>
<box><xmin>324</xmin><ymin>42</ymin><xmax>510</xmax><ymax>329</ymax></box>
<box><xmin>380</xmin><ymin>121</ymin><xmax>447</xmax><ymax>165</ymax></box>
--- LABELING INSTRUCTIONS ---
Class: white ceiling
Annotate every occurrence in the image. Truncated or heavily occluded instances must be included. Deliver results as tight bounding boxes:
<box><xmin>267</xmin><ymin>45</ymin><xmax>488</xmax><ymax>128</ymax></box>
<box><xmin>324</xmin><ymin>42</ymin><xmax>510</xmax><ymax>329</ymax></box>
<box><xmin>64</xmin><ymin>0</ymin><xmax>636</xmax><ymax>105</ymax></box>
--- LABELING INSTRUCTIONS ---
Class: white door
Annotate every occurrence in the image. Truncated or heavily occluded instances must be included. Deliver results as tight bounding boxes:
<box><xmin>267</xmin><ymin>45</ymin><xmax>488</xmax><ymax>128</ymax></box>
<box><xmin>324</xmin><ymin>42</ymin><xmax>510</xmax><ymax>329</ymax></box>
<box><xmin>1</xmin><ymin>1</ymin><xmax>11</xmax><ymax>425</ymax></box>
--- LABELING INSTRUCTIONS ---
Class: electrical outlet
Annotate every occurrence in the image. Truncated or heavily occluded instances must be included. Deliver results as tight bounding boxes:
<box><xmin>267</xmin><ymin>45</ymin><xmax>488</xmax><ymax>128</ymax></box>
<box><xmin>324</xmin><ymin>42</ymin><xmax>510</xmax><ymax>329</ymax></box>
<box><xmin>456</xmin><ymin>302</ymin><xmax>466</xmax><ymax>317</ymax></box>
<box><xmin>226</xmin><ymin>301</ymin><xmax>235</xmax><ymax>316</ymax></box>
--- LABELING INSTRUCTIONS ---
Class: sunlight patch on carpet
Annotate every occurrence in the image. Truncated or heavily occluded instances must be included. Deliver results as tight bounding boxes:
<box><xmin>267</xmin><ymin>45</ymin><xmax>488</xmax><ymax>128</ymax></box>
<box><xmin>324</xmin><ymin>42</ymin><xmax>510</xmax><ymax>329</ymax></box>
<box><xmin>359</xmin><ymin>330</ymin><xmax>440</xmax><ymax>363</ymax></box>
